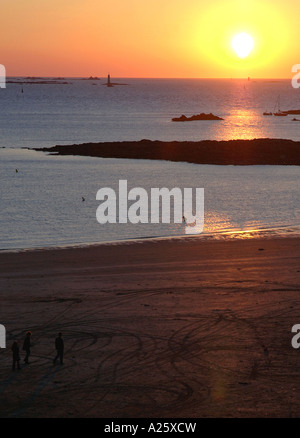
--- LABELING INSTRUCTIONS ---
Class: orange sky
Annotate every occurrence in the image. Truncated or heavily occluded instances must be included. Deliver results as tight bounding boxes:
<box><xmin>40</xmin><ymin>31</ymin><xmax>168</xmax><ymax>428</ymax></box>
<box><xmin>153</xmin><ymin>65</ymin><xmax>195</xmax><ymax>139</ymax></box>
<box><xmin>0</xmin><ymin>0</ymin><xmax>299</xmax><ymax>78</ymax></box>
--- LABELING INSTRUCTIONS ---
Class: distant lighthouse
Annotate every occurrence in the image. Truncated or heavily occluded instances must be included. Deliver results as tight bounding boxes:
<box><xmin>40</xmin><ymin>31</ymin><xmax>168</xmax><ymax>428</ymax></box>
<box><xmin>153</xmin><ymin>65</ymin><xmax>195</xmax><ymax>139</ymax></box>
<box><xmin>107</xmin><ymin>74</ymin><xmax>113</xmax><ymax>87</ymax></box>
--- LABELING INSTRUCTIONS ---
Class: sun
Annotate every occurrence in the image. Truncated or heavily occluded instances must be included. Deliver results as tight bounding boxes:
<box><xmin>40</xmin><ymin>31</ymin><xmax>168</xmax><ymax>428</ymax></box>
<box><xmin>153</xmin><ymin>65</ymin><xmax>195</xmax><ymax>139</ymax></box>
<box><xmin>232</xmin><ymin>33</ymin><xmax>254</xmax><ymax>59</ymax></box>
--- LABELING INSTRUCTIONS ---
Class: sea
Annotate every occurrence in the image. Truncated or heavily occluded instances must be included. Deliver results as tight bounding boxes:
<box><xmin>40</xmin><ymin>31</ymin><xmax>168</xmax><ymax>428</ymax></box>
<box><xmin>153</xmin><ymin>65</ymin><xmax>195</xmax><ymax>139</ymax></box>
<box><xmin>0</xmin><ymin>78</ymin><xmax>300</xmax><ymax>250</ymax></box>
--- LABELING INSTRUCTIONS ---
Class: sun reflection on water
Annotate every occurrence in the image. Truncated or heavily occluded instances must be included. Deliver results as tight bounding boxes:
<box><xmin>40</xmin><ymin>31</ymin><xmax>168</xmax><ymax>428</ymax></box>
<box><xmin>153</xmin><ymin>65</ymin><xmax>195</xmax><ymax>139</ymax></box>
<box><xmin>222</xmin><ymin>109</ymin><xmax>267</xmax><ymax>140</ymax></box>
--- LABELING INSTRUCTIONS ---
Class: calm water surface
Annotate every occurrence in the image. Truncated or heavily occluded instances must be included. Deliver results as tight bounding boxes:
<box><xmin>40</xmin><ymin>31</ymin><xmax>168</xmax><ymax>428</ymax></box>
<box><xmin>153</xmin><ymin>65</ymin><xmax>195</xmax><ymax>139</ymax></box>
<box><xmin>0</xmin><ymin>78</ymin><xmax>299</xmax><ymax>249</ymax></box>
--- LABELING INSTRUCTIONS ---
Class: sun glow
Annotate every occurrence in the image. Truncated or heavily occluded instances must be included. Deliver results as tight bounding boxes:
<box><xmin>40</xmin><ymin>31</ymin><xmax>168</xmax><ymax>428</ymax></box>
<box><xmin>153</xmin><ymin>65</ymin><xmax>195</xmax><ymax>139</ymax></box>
<box><xmin>0</xmin><ymin>0</ymin><xmax>294</xmax><ymax>77</ymax></box>
<box><xmin>232</xmin><ymin>33</ymin><xmax>254</xmax><ymax>59</ymax></box>
<box><xmin>189</xmin><ymin>0</ymin><xmax>290</xmax><ymax>77</ymax></box>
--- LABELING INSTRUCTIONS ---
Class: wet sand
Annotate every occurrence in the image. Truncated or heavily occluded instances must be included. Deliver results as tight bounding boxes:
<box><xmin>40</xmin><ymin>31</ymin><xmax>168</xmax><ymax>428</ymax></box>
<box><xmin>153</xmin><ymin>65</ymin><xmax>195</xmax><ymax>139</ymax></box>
<box><xmin>1</xmin><ymin>236</ymin><xmax>300</xmax><ymax>418</ymax></box>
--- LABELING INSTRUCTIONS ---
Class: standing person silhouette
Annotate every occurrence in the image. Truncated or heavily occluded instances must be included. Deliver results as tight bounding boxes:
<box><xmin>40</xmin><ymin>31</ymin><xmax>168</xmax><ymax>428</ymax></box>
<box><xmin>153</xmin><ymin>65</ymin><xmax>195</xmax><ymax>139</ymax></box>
<box><xmin>23</xmin><ymin>331</ymin><xmax>32</xmax><ymax>364</ymax></box>
<box><xmin>53</xmin><ymin>333</ymin><xmax>64</xmax><ymax>365</ymax></box>
<box><xmin>11</xmin><ymin>341</ymin><xmax>21</xmax><ymax>371</ymax></box>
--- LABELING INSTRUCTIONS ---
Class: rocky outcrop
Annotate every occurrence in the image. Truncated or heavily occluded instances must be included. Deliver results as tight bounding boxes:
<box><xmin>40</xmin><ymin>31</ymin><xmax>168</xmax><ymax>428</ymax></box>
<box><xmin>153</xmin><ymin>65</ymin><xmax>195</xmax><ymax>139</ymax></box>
<box><xmin>172</xmin><ymin>113</ymin><xmax>223</xmax><ymax>122</ymax></box>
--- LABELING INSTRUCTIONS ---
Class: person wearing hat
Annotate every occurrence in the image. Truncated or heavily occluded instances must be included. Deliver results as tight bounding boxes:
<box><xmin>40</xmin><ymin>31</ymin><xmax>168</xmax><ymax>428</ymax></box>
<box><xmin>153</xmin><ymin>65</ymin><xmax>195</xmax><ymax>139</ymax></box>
<box><xmin>23</xmin><ymin>331</ymin><xmax>32</xmax><ymax>364</ymax></box>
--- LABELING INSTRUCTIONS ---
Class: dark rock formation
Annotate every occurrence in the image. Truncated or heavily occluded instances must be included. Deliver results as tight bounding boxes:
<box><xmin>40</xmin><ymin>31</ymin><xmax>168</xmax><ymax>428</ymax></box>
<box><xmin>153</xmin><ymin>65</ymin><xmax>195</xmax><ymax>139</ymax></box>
<box><xmin>172</xmin><ymin>113</ymin><xmax>223</xmax><ymax>122</ymax></box>
<box><xmin>34</xmin><ymin>138</ymin><xmax>300</xmax><ymax>166</ymax></box>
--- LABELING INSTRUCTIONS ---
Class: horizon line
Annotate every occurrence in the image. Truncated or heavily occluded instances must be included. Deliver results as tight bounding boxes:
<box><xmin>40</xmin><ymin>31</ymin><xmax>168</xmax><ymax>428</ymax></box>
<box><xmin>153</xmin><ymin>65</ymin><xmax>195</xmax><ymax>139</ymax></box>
<box><xmin>6</xmin><ymin>76</ymin><xmax>292</xmax><ymax>80</ymax></box>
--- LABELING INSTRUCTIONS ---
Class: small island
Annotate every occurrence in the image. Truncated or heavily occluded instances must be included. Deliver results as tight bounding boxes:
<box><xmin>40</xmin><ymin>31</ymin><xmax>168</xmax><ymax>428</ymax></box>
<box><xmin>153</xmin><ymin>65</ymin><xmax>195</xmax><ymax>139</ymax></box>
<box><xmin>34</xmin><ymin>138</ymin><xmax>300</xmax><ymax>166</ymax></box>
<box><xmin>80</xmin><ymin>76</ymin><xmax>101</xmax><ymax>80</ymax></box>
<box><xmin>172</xmin><ymin>113</ymin><xmax>224</xmax><ymax>122</ymax></box>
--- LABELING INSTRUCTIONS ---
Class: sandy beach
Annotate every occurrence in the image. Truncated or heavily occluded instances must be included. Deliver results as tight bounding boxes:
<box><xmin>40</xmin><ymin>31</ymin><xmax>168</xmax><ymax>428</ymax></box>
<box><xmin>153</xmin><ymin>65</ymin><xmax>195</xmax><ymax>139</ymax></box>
<box><xmin>1</xmin><ymin>236</ymin><xmax>300</xmax><ymax>418</ymax></box>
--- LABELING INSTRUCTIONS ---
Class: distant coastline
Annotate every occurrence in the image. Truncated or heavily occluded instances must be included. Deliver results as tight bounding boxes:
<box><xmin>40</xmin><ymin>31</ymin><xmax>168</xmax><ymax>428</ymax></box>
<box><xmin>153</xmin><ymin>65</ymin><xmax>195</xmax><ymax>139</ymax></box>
<box><xmin>34</xmin><ymin>138</ymin><xmax>300</xmax><ymax>166</ymax></box>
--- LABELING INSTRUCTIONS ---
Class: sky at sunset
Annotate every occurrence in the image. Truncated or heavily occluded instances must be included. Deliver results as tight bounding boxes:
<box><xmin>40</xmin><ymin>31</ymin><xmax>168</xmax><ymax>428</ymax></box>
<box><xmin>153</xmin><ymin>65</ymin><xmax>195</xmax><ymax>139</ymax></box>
<box><xmin>1</xmin><ymin>0</ymin><xmax>299</xmax><ymax>78</ymax></box>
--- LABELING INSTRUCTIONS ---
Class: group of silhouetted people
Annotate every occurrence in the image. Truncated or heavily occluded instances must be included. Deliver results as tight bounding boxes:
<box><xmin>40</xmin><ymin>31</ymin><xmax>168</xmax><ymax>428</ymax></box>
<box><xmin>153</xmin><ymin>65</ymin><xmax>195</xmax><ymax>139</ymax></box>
<box><xmin>11</xmin><ymin>331</ymin><xmax>64</xmax><ymax>371</ymax></box>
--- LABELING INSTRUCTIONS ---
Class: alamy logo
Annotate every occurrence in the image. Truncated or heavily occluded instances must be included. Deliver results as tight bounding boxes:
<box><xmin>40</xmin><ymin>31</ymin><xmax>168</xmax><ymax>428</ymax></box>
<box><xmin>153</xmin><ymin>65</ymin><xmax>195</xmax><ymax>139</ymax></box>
<box><xmin>0</xmin><ymin>65</ymin><xmax>6</xmax><ymax>89</ymax></box>
<box><xmin>96</xmin><ymin>180</ymin><xmax>204</xmax><ymax>235</ymax></box>
<box><xmin>0</xmin><ymin>324</ymin><xmax>6</xmax><ymax>348</ymax></box>
<box><xmin>291</xmin><ymin>324</ymin><xmax>300</xmax><ymax>349</ymax></box>
<box><xmin>292</xmin><ymin>64</ymin><xmax>300</xmax><ymax>89</ymax></box>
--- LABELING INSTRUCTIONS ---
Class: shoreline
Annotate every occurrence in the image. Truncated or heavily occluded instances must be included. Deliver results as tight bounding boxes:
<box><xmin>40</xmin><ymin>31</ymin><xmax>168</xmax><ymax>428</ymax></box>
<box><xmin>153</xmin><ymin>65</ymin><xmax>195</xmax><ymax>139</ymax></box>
<box><xmin>1</xmin><ymin>223</ymin><xmax>300</xmax><ymax>254</ymax></box>
<box><xmin>35</xmin><ymin>138</ymin><xmax>300</xmax><ymax>166</ymax></box>
<box><xmin>1</xmin><ymin>236</ymin><xmax>300</xmax><ymax>417</ymax></box>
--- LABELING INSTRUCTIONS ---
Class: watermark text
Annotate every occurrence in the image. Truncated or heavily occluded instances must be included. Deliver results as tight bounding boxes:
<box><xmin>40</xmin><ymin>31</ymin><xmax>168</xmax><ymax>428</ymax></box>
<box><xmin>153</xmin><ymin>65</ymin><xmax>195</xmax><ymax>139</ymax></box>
<box><xmin>0</xmin><ymin>64</ymin><xmax>6</xmax><ymax>89</ymax></box>
<box><xmin>292</xmin><ymin>64</ymin><xmax>300</xmax><ymax>89</ymax></box>
<box><xmin>0</xmin><ymin>324</ymin><xmax>6</xmax><ymax>348</ymax></box>
<box><xmin>96</xmin><ymin>180</ymin><xmax>204</xmax><ymax>235</ymax></box>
